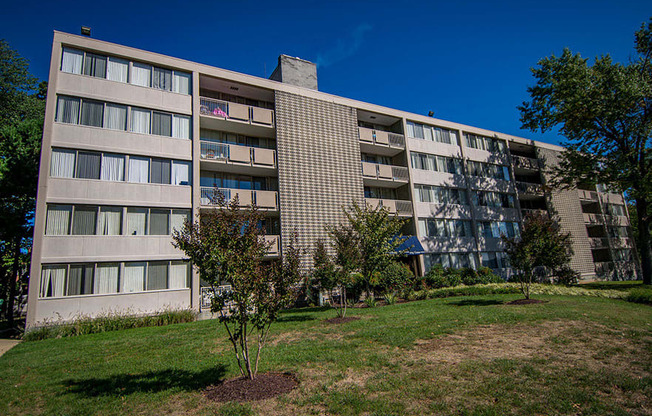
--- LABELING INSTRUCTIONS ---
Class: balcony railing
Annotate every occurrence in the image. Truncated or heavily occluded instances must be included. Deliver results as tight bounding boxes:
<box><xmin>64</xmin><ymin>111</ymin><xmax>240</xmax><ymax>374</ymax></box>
<box><xmin>361</xmin><ymin>162</ymin><xmax>409</xmax><ymax>182</ymax></box>
<box><xmin>516</xmin><ymin>181</ymin><xmax>544</xmax><ymax>195</ymax></box>
<box><xmin>578</xmin><ymin>189</ymin><xmax>599</xmax><ymax>201</ymax></box>
<box><xmin>589</xmin><ymin>237</ymin><xmax>610</xmax><ymax>249</ymax></box>
<box><xmin>200</xmin><ymin>285</ymin><xmax>232</xmax><ymax>310</ymax></box>
<box><xmin>199</xmin><ymin>97</ymin><xmax>274</xmax><ymax>127</ymax></box>
<box><xmin>521</xmin><ymin>208</ymin><xmax>548</xmax><ymax>218</ymax></box>
<box><xmin>365</xmin><ymin>198</ymin><xmax>413</xmax><ymax>216</ymax></box>
<box><xmin>595</xmin><ymin>261</ymin><xmax>614</xmax><ymax>276</ymax></box>
<box><xmin>200</xmin><ymin>187</ymin><xmax>278</xmax><ymax>210</ymax></box>
<box><xmin>512</xmin><ymin>155</ymin><xmax>540</xmax><ymax>170</ymax></box>
<box><xmin>358</xmin><ymin>127</ymin><xmax>405</xmax><ymax>149</ymax></box>
<box><xmin>200</xmin><ymin>141</ymin><xmax>276</xmax><ymax>168</ymax></box>
<box><xmin>583</xmin><ymin>213</ymin><xmax>604</xmax><ymax>225</ymax></box>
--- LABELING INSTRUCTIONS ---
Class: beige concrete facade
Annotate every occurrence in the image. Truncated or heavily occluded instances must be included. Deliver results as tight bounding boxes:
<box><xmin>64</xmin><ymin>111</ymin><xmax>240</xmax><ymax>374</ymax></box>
<box><xmin>26</xmin><ymin>31</ymin><xmax>638</xmax><ymax>326</ymax></box>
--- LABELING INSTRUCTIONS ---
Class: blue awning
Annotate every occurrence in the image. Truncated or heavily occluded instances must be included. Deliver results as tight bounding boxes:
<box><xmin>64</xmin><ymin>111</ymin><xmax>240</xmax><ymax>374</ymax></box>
<box><xmin>394</xmin><ymin>236</ymin><xmax>425</xmax><ymax>256</ymax></box>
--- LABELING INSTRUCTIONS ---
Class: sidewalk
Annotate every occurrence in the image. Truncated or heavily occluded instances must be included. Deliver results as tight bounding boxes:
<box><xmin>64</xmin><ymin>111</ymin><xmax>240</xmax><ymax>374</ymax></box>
<box><xmin>0</xmin><ymin>339</ymin><xmax>20</xmax><ymax>358</ymax></box>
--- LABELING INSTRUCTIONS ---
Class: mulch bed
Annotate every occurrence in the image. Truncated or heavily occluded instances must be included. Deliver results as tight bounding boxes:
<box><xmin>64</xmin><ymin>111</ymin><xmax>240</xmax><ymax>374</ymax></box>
<box><xmin>506</xmin><ymin>299</ymin><xmax>548</xmax><ymax>305</ymax></box>
<box><xmin>205</xmin><ymin>372</ymin><xmax>298</xmax><ymax>402</ymax></box>
<box><xmin>324</xmin><ymin>316</ymin><xmax>360</xmax><ymax>324</ymax></box>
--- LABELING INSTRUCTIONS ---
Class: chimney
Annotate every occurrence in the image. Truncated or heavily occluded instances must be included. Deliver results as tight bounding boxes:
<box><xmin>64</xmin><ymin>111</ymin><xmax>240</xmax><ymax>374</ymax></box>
<box><xmin>269</xmin><ymin>55</ymin><xmax>318</xmax><ymax>90</ymax></box>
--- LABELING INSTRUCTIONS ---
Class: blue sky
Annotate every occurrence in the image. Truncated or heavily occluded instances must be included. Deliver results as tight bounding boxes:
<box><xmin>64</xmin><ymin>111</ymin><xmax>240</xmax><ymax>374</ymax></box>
<box><xmin>1</xmin><ymin>0</ymin><xmax>649</xmax><ymax>146</ymax></box>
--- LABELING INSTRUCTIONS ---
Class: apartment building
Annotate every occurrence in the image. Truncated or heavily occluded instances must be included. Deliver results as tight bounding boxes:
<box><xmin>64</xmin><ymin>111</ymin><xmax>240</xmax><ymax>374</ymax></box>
<box><xmin>26</xmin><ymin>31</ymin><xmax>638</xmax><ymax>326</ymax></box>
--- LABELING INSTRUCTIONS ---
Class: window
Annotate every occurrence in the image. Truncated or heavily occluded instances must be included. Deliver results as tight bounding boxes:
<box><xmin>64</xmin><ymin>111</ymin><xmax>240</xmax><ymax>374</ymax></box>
<box><xmin>71</xmin><ymin>206</ymin><xmax>98</xmax><ymax>235</ymax></box>
<box><xmin>50</xmin><ymin>149</ymin><xmax>76</xmax><ymax>178</ymax></box>
<box><xmin>169</xmin><ymin>261</ymin><xmax>189</xmax><ymax>289</ymax></box>
<box><xmin>128</xmin><ymin>157</ymin><xmax>149</xmax><ymax>183</ymax></box>
<box><xmin>152</xmin><ymin>67</ymin><xmax>172</xmax><ymax>91</ymax></box>
<box><xmin>68</xmin><ymin>264</ymin><xmax>94</xmax><ymax>295</ymax></box>
<box><xmin>80</xmin><ymin>100</ymin><xmax>104</xmax><ymax>127</ymax></box>
<box><xmin>173</xmin><ymin>115</ymin><xmax>191</xmax><ymax>139</ymax></box>
<box><xmin>414</xmin><ymin>185</ymin><xmax>467</xmax><ymax>205</ymax></box>
<box><xmin>147</xmin><ymin>262</ymin><xmax>168</xmax><ymax>290</ymax></box>
<box><xmin>94</xmin><ymin>263</ymin><xmax>119</xmax><ymax>294</ymax></box>
<box><xmin>173</xmin><ymin>72</ymin><xmax>191</xmax><ymax>94</ymax></box>
<box><xmin>76</xmin><ymin>151</ymin><xmax>101</xmax><ymax>179</ymax></box>
<box><xmin>106</xmin><ymin>57</ymin><xmax>128</xmax><ymax>83</ymax></box>
<box><xmin>40</xmin><ymin>266</ymin><xmax>66</xmax><ymax>298</ymax></box>
<box><xmin>407</xmin><ymin>121</ymin><xmax>457</xmax><ymax>144</ymax></box>
<box><xmin>123</xmin><ymin>262</ymin><xmax>146</xmax><ymax>293</ymax></box>
<box><xmin>152</xmin><ymin>112</ymin><xmax>172</xmax><ymax>136</ymax></box>
<box><xmin>171</xmin><ymin>210</ymin><xmax>190</xmax><ymax>232</ymax></box>
<box><xmin>127</xmin><ymin>208</ymin><xmax>148</xmax><ymax>235</ymax></box>
<box><xmin>55</xmin><ymin>96</ymin><xmax>80</xmax><ymax>124</ymax></box>
<box><xmin>149</xmin><ymin>209</ymin><xmax>169</xmax><ymax>235</ymax></box>
<box><xmin>132</xmin><ymin>62</ymin><xmax>152</xmax><ymax>87</ymax></box>
<box><xmin>83</xmin><ymin>53</ymin><xmax>107</xmax><ymax>78</ymax></box>
<box><xmin>171</xmin><ymin>161</ymin><xmax>191</xmax><ymax>185</ymax></box>
<box><xmin>418</xmin><ymin>219</ymin><xmax>473</xmax><ymax>238</ymax></box>
<box><xmin>410</xmin><ymin>152</ymin><xmax>462</xmax><ymax>175</ymax></box>
<box><xmin>424</xmin><ymin>252</ymin><xmax>476</xmax><ymax>272</ymax></box>
<box><xmin>98</xmin><ymin>207</ymin><xmax>122</xmax><ymax>235</ymax></box>
<box><xmin>473</xmin><ymin>191</ymin><xmax>515</xmax><ymax>208</ymax></box>
<box><xmin>151</xmin><ymin>158</ymin><xmax>171</xmax><ymax>184</ymax></box>
<box><xmin>104</xmin><ymin>104</ymin><xmax>127</xmax><ymax>130</ymax></box>
<box><xmin>464</xmin><ymin>133</ymin><xmax>506</xmax><ymax>153</ymax></box>
<box><xmin>45</xmin><ymin>205</ymin><xmax>72</xmax><ymax>235</ymax></box>
<box><xmin>477</xmin><ymin>222</ymin><xmax>520</xmax><ymax>239</ymax></box>
<box><xmin>61</xmin><ymin>48</ymin><xmax>84</xmax><ymax>74</ymax></box>
<box><xmin>131</xmin><ymin>107</ymin><xmax>151</xmax><ymax>134</ymax></box>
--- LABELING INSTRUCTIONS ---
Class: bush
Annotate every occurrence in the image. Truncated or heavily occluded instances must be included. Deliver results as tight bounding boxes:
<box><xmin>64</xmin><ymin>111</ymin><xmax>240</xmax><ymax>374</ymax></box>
<box><xmin>422</xmin><ymin>264</ymin><xmax>448</xmax><ymax>288</ymax></box>
<box><xmin>384</xmin><ymin>292</ymin><xmax>397</xmax><ymax>305</ymax></box>
<box><xmin>364</xmin><ymin>296</ymin><xmax>378</xmax><ymax>308</ymax></box>
<box><xmin>377</xmin><ymin>262</ymin><xmax>415</xmax><ymax>294</ymax></box>
<box><xmin>23</xmin><ymin>308</ymin><xmax>197</xmax><ymax>341</ymax></box>
<box><xmin>553</xmin><ymin>265</ymin><xmax>580</xmax><ymax>286</ymax></box>
<box><xmin>626</xmin><ymin>288</ymin><xmax>652</xmax><ymax>305</ymax></box>
<box><xmin>461</xmin><ymin>267</ymin><xmax>503</xmax><ymax>286</ymax></box>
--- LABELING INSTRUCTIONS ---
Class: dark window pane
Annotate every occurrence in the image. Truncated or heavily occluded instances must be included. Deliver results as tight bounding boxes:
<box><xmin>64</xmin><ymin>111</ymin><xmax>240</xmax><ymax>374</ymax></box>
<box><xmin>80</xmin><ymin>100</ymin><xmax>104</xmax><ymax>127</ymax></box>
<box><xmin>150</xmin><ymin>158</ymin><xmax>171</xmax><ymax>184</ymax></box>
<box><xmin>152</xmin><ymin>67</ymin><xmax>172</xmax><ymax>91</ymax></box>
<box><xmin>83</xmin><ymin>53</ymin><xmax>107</xmax><ymax>78</ymax></box>
<box><xmin>147</xmin><ymin>262</ymin><xmax>168</xmax><ymax>290</ymax></box>
<box><xmin>72</xmin><ymin>206</ymin><xmax>97</xmax><ymax>235</ymax></box>
<box><xmin>76</xmin><ymin>152</ymin><xmax>101</xmax><ymax>179</ymax></box>
<box><xmin>149</xmin><ymin>209</ymin><xmax>169</xmax><ymax>235</ymax></box>
<box><xmin>68</xmin><ymin>264</ymin><xmax>94</xmax><ymax>295</ymax></box>
<box><xmin>151</xmin><ymin>112</ymin><xmax>172</xmax><ymax>136</ymax></box>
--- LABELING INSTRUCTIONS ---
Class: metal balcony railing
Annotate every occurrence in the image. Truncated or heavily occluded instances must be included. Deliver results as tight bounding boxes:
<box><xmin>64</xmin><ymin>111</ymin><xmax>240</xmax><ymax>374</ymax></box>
<box><xmin>512</xmin><ymin>155</ymin><xmax>540</xmax><ymax>170</ymax></box>
<box><xmin>583</xmin><ymin>213</ymin><xmax>604</xmax><ymax>225</ymax></box>
<box><xmin>521</xmin><ymin>208</ymin><xmax>548</xmax><ymax>218</ymax></box>
<box><xmin>358</xmin><ymin>127</ymin><xmax>405</xmax><ymax>149</ymax></box>
<box><xmin>589</xmin><ymin>237</ymin><xmax>610</xmax><ymax>249</ymax></box>
<box><xmin>578</xmin><ymin>189</ymin><xmax>599</xmax><ymax>201</ymax></box>
<box><xmin>516</xmin><ymin>181</ymin><xmax>544</xmax><ymax>195</ymax></box>
<box><xmin>200</xmin><ymin>187</ymin><xmax>278</xmax><ymax>209</ymax></box>
<box><xmin>365</xmin><ymin>198</ymin><xmax>413</xmax><ymax>216</ymax></box>
<box><xmin>200</xmin><ymin>141</ymin><xmax>276</xmax><ymax>167</ymax></box>
<box><xmin>199</xmin><ymin>96</ymin><xmax>275</xmax><ymax>127</ymax></box>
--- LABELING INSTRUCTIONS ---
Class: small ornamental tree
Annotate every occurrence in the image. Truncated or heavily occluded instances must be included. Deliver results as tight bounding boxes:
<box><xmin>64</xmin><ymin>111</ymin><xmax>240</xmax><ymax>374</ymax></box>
<box><xmin>323</xmin><ymin>227</ymin><xmax>359</xmax><ymax>317</ymax></box>
<box><xmin>503</xmin><ymin>213</ymin><xmax>576</xmax><ymax>299</ymax></box>
<box><xmin>172</xmin><ymin>193</ymin><xmax>302</xmax><ymax>380</ymax></box>
<box><xmin>332</xmin><ymin>201</ymin><xmax>408</xmax><ymax>298</ymax></box>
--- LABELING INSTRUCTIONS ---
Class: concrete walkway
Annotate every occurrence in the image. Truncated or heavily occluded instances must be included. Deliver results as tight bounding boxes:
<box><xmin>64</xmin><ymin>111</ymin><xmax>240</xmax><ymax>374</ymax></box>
<box><xmin>0</xmin><ymin>339</ymin><xmax>20</xmax><ymax>358</ymax></box>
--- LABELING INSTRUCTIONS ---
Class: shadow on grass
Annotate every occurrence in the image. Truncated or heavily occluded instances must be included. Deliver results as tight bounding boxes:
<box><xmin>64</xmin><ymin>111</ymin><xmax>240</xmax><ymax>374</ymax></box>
<box><xmin>63</xmin><ymin>366</ymin><xmax>227</xmax><ymax>397</ymax></box>
<box><xmin>447</xmin><ymin>299</ymin><xmax>505</xmax><ymax>307</ymax></box>
<box><xmin>578</xmin><ymin>281</ymin><xmax>645</xmax><ymax>291</ymax></box>
<box><xmin>277</xmin><ymin>314</ymin><xmax>315</xmax><ymax>323</ymax></box>
<box><xmin>283</xmin><ymin>305</ymin><xmax>332</xmax><ymax>314</ymax></box>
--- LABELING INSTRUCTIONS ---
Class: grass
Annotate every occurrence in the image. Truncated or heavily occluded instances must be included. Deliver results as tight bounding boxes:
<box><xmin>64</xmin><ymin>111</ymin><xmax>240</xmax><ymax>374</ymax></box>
<box><xmin>1</xmin><ymin>294</ymin><xmax>651</xmax><ymax>415</ymax></box>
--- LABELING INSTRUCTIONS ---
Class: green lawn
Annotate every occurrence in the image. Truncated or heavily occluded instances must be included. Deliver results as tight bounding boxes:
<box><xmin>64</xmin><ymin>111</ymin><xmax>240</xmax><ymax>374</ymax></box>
<box><xmin>1</xmin><ymin>294</ymin><xmax>651</xmax><ymax>415</ymax></box>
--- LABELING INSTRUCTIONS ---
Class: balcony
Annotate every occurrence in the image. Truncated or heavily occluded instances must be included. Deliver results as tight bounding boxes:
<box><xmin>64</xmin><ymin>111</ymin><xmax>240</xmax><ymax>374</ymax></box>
<box><xmin>516</xmin><ymin>181</ymin><xmax>544</xmax><ymax>196</ymax></box>
<box><xmin>358</xmin><ymin>127</ymin><xmax>405</xmax><ymax>156</ymax></box>
<box><xmin>361</xmin><ymin>162</ymin><xmax>409</xmax><ymax>187</ymax></box>
<box><xmin>521</xmin><ymin>208</ymin><xmax>548</xmax><ymax>218</ymax></box>
<box><xmin>365</xmin><ymin>198</ymin><xmax>413</xmax><ymax>216</ymax></box>
<box><xmin>264</xmin><ymin>235</ymin><xmax>280</xmax><ymax>256</ymax></box>
<box><xmin>584</xmin><ymin>213</ymin><xmax>604</xmax><ymax>225</ymax></box>
<box><xmin>595</xmin><ymin>261</ymin><xmax>614</xmax><ymax>276</ymax></box>
<box><xmin>200</xmin><ymin>141</ymin><xmax>276</xmax><ymax>174</ymax></box>
<box><xmin>200</xmin><ymin>187</ymin><xmax>278</xmax><ymax>210</ymax></box>
<box><xmin>589</xmin><ymin>237</ymin><xmax>610</xmax><ymax>249</ymax></box>
<box><xmin>578</xmin><ymin>189</ymin><xmax>599</xmax><ymax>202</ymax></box>
<box><xmin>199</xmin><ymin>97</ymin><xmax>274</xmax><ymax>136</ymax></box>
<box><xmin>512</xmin><ymin>155</ymin><xmax>540</xmax><ymax>171</ymax></box>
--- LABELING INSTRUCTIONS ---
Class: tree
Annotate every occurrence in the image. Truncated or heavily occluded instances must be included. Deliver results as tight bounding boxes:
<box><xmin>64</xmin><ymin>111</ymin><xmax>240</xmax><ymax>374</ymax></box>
<box><xmin>0</xmin><ymin>40</ymin><xmax>45</xmax><ymax>327</ymax></box>
<box><xmin>317</xmin><ymin>226</ymin><xmax>358</xmax><ymax>317</ymax></box>
<box><xmin>503</xmin><ymin>213</ymin><xmax>576</xmax><ymax>299</ymax></box>
<box><xmin>519</xmin><ymin>18</ymin><xmax>652</xmax><ymax>284</ymax></box>
<box><xmin>328</xmin><ymin>201</ymin><xmax>408</xmax><ymax>299</ymax></box>
<box><xmin>172</xmin><ymin>193</ymin><xmax>302</xmax><ymax>380</ymax></box>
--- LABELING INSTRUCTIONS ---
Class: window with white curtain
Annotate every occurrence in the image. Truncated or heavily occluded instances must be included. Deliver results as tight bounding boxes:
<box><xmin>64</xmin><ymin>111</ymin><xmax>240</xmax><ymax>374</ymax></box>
<box><xmin>147</xmin><ymin>262</ymin><xmax>168</xmax><ymax>290</ymax></box>
<box><xmin>169</xmin><ymin>261</ymin><xmax>189</xmax><ymax>289</ymax></box>
<box><xmin>55</xmin><ymin>96</ymin><xmax>80</xmax><ymax>124</ymax></box>
<box><xmin>170</xmin><ymin>210</ymin><xmax>190</xmax><ymax>232</ymax></box>
<box><xmin>40</xmin><ymin>266</ymin><xmax>66</xmax><ymax>298</ymax></box>
<box><xmin>152</xmin><ymin>67</ymin><xmax>172</xmax><ymax>91</ymax></box>
<box><xmin>72</xmin><ymin>206</ymin><xmax>98</xmax><ymax>235</ymax></box>
<box><xmin>104</xmin><ymin>104</ymin><xmax>127</xmax><ymax>130</ymax></box>
<box><xmin>45</xmin><ymin>205</ymin><xmax>72</xmax><ymax>235</ymax></box>
<box><xmin>123</xmin><ymin>262</ymin><xmax>146</xmax><ymax>293</ymax></box>
<box><xmin>94</xmin><ymin>263</ymin><xmax>119</xmax><ymax>294</ymax></box>
<box><xmin>61</xmin><ymin>48</ymin><xmax>83</xmax><ymax>74</ymax></box>
<box><xmin>128</xmin><ymin>157</ymin><xmax>149</xmax><ymax>183</ymax></box>
<box><xmin>131</xmin><ymin>62</ymin><xmax>151</xmax><ymax>87</ymax></box>
<box><xmin>106</xmin><ymin>57</ymin><xmax>128</xmax><ymax>82</ymax></box>
<box><xmin>173</xmin><ymin>72</ymin><xmax>191</xmax><ymax>94</ymax></box>
<box><xmin>98</xmin><ymin>207</ymin><xmax>122</xmax><ymax>235</ymax></box>
<box><xmin>68</xmin><ymin>264</ymin><xmax>94</xmax><ymax>296</ymax></box>
<box><xmin>171</xmin><ymin>161</ymin><xmax>190</xmax><ymax>185</ymax></box>
<box><xmin>172</xmin><ymin>115</ymin><xmax>191</xmax><ymax>139</ymax></box>
<box><xmin>100</xmin><ymin>153</ymin><xmax>124</xmax><ymax>182</ymax></box>
<box><xmin>127</xmin><ymin>208</ymin><xmax>148</xmax><ymax>235</ymax></box>
<box><xmin>50</xmin><ymin>149</ymin><xmax>76</xmax><ymax>178</ymax></box>
<box><xmin>130</xmin><ymin>107</ymin><xmax>151</xmax><ymax>134</ymax></box>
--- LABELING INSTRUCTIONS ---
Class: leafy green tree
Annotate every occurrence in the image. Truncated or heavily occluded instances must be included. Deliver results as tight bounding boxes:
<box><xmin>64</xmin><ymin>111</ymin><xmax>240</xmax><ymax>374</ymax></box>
<box><xmin>325</xmin><ymin>226</ymin><xmax>359</xmax><ymax>317</ymax></box>
<box><xmin>332</xmin><ymin>201</ymin><xmax>408</xmax><ymax>298</ymax></box>
<box><xmin>0</xmin><ymin>39</ymin><xmax>41</xmax><ymax>126</ymax></box>
<box><xmin>172</xmin><ymin>194</ymin><xmax>302</xmax><ymax>380</ymax></box>
<box><xmin>503</xmin><ymin>213</ymin><xmax>575</xmax><ymax>299</ymax></box>
<box><xmin>519</xmin><ymin>18</ymin><xmax>652</xmax><ymax>284</ymax></box>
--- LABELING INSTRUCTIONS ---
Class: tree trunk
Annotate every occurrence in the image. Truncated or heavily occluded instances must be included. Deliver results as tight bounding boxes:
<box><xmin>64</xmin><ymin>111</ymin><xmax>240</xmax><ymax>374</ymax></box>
<box><xmin>7</xmin><ymin>238</ymin><xmax>20</xmax><ymax>327</ymax></box>
<box><xmin>636</xmin><ymin>199</ymin><xmax>651</xmax><ymax>285</ymax></box>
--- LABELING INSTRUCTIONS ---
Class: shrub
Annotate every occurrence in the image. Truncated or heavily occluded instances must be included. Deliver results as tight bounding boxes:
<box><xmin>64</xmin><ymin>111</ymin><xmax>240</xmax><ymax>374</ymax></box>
<box><xmin>384</xmin><ymin>292</ymin><xmax>397</xmax><ymax>305</ymax></box>
<box><xmin>423</xmin><ymin>264</ymin><xmax>448</xmax><ymax>288</ymax></box>
<box><xmin>553</xmin><ymin>265</ymin><xmax>580</xmax><ymax>286</ymax></box>
<box><xmin>625</xmin><ymin>288</ymin><xmax>652</xmax><ymax>305</ymax></box>
<box><xmin>23</xmin><ymin>308</ymin><xmax>197</xmax><ymax>341</ymax></box>
<box><xmin>378</xmin><ymin>262</ymin><xmax>415</xmax><ymax>294</ymax></box>
<box><xmin>461</xmin><ymin>267</ymin><xmax>503</xmax><ymax>286</ymax></box>
<box><xmin>364</xmin><ymin>296</ymin><xmax>378</xmax><ymax>308</ymax></box>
